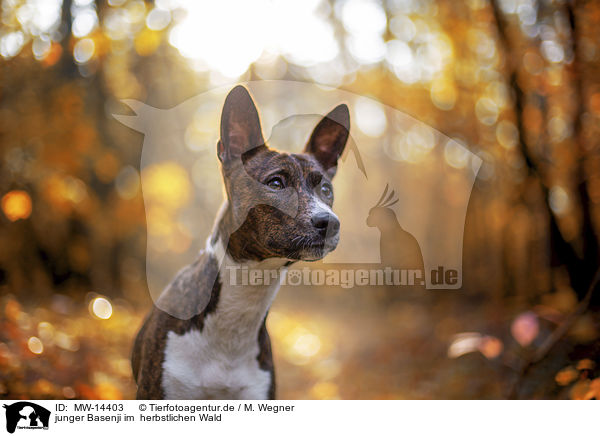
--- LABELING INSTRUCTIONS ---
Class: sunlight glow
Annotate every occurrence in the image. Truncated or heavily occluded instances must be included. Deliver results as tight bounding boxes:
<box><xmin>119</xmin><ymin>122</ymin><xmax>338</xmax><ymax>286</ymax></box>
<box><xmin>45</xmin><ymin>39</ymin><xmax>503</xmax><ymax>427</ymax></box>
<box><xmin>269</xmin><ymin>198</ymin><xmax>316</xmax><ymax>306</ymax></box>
<box><xmin>390</xmin><ymin>14</ymin><xmax>416</xmax><ymax>42</ymax></box>
<box><xmin>16</xmin><ymin>0</ymin><xmax>62</xmax><ymax>36</ymax></box>
<box><xmin>0</xmin><ymin>31</ymin><xmax>25</xmax><ymax>58</ymax></box>
<box><xmin>72</xmin><ymin>8</ymin><xmax>98</xmax><ymax>38</ymax></box>
<box><xmin>168</xmin><ymin>0</ymin><xmax>338</xmax><ymax>77</ymax></box>
<box><xmin>146</xmin><ymin>8</ymin><xmax>171</xmax><ymax>31</ymax></box>
<box><xmin>355</xmin><ymin>97</ymin><xmax>387</xmax><ymax>137</ymax></box>
<box><xmin>342</xmin><ymin>0</ymin><xmax>386</xmax><ymax>64</ymax></box>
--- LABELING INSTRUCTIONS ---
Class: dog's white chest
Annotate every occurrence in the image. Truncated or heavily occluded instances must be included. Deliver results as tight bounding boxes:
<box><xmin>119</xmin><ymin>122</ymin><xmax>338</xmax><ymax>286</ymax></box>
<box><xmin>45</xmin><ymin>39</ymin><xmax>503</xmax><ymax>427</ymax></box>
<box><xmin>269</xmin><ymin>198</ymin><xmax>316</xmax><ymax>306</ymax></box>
<box><xmin>161</xmin><ymin>259</ymin><xmax>286</xmax><ymax>400</ymax></box>
<box><xmin>162</xmin><ymin>327</ymin><xmax>271</xmax><ymax>400</ymax></box>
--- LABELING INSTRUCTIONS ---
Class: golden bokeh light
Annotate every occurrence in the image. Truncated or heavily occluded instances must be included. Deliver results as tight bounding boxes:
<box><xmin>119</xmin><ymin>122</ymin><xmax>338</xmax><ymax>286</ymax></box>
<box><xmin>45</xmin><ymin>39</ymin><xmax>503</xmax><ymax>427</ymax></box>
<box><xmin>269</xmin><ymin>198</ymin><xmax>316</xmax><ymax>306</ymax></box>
<box><xmin>141</xmin><ymin>162</ymin><xmax>191</xmax><ymax>211</ymax></box>
<box><xmin>292</xmin><ymin>333</ymin><xmax>322</xmax><ymax>358</ymax></box>
<box><xmin>310</xmin><ymin>381</ymin><xmax>339</xmax><ymax>400</ymax></box>
<box><xmin>27</xmin><ymin>336</ymin><xmax>44</xmax><ymax>355</ymax></box>
<box><xmin>73</xmin><ymin>38</ymin><xmax>95</xmax><ymax>64</ymax></box>
<box><xmin>89</xmin><ymin>297</ymin><xmax>113</xmax><ymax>320</ymax></box>
<box><xmin>115</xmin><ymin>166</ymin><xmax>140</xmax><ymax>200</ymax></box>
<box><xmin>37</xmin><ymin>321</ymin><xmax>55</xmax><ymax>344</ymax></box>
<box><xmin>54</xmin><ymin>332</ymin><xmax>80</xmax><ymax>352</ymax></box>
<box><xmin>430</xmin><ymin>78</ymin><xmax>457</xmax><ymax>110</ymax></box>
<box><xmin>134</xmin><ymin>29</ymin><xmax>161</xmax><ymax>56</ymax></box>
<box><xmin>2</xmin><ymin>190</ymin><xmax>32</xmax><ymax>222</ymax></box>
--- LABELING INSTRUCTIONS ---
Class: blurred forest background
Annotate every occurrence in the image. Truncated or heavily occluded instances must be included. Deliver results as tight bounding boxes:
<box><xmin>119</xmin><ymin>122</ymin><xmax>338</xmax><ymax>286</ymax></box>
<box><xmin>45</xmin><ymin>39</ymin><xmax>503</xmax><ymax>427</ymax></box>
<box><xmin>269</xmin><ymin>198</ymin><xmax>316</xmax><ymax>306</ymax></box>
<box><xmin>1</xmin><ymin>0</ymin><xmax>600</xmax><ymax>399</ymax></box>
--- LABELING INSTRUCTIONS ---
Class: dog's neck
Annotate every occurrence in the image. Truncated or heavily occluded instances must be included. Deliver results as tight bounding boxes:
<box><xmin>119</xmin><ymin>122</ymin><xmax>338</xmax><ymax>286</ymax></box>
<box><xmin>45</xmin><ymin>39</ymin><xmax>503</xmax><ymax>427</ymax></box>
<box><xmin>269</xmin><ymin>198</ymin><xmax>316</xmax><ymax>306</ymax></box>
<box><xmin>203</xmin><ymin>202</ymin><xmax>288</xmax><ymax>348</ymax></box>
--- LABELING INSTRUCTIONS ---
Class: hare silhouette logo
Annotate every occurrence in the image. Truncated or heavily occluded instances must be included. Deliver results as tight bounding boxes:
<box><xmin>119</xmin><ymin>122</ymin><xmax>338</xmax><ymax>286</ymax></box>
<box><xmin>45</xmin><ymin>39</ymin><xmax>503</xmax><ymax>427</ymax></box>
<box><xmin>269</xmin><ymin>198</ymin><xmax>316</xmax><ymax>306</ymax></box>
<box><xmin>3</xmin><ymin>402</ymin><xmax>50</xmax><ymax>433</ymax></box>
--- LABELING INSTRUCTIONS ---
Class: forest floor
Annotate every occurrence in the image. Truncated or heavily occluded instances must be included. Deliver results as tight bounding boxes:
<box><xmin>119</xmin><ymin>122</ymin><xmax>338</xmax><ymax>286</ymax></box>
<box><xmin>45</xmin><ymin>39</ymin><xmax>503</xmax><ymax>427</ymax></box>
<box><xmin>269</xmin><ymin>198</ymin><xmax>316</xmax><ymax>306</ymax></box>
<box><xmin>1</xmin><ymin>285</ymin><xmax>598</xmax><ymax>400</ymax></box>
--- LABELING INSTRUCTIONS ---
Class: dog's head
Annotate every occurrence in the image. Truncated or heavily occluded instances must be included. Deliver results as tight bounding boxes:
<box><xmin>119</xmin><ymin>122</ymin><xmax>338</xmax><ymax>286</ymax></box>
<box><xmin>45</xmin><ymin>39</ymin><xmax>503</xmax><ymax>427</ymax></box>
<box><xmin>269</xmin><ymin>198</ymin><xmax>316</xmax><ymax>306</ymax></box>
<box><xmin>216</xmin><ymin>86</ymin><xmax>349</xmax><ymax>262</ymax></box>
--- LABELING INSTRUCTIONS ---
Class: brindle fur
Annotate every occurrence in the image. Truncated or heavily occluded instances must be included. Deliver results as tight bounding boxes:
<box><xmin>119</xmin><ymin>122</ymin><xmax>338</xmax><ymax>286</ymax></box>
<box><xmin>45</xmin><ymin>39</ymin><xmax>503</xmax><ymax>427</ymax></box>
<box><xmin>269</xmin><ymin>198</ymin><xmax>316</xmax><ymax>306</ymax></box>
<box><xmin>131</xmin><ymin>85</ymin><xmax>349</xmax><ymax>400</ymax></box>
<box><xmin>131</xmin><ymin>252</ymin><xmax>224</xmax><ymax>399</ymax></box>
<box><xmin>222</xmin><ymin>152</ymin><xmax>335</xmax><ymax>262</ymax></box>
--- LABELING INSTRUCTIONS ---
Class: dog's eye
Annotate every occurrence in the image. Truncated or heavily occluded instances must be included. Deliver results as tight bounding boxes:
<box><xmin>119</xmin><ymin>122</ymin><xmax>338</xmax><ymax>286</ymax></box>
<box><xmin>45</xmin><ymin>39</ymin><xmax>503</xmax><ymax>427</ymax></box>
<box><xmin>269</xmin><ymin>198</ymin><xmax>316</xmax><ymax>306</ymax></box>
<box><xmin>320</xmin><ymin>183</ymin><xmax>333</xmax><ymax>199</ymax></box>
<box><xmin>266</xmin><ymin>176</ymin><xmax>285</xmax><ymax>190</ymax></box>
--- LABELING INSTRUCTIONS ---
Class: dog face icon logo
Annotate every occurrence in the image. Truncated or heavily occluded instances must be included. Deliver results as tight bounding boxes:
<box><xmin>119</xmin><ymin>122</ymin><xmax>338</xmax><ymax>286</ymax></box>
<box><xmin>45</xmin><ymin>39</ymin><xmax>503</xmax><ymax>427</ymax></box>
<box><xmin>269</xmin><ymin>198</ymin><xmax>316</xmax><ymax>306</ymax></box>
<box><xmin>2</xmin><ymin>402</ymin><xmax>50</xmax><ymax>433</ymax></box>
<box><xmin>114</xmin><ymin>80</ymin><xmax>482</xmax><ymax>319</ymax></box>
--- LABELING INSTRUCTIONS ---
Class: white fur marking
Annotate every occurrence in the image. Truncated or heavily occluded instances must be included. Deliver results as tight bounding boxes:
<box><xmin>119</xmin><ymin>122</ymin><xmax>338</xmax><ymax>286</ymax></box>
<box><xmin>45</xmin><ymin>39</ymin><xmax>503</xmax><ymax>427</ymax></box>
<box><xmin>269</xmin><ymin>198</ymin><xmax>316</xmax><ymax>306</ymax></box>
<box><xmin>162</xmin><ymin>240</ymin><xmax>287</xmax><ymax>400</ymax></box>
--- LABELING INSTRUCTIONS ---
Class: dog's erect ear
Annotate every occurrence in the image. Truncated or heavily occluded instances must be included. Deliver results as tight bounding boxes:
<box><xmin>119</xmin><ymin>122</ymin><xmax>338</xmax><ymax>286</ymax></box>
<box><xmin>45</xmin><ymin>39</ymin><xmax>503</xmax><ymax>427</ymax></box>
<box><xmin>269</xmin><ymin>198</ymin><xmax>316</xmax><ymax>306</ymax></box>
<box><xmin>304</xmin><ymin>104</ymin><xmax>350</xmax><ymax>177</ymax></box>
<box><xmin>218</xmin><ymin>86</ymin><xmax>265</xmax><ymax>163</ymax></box>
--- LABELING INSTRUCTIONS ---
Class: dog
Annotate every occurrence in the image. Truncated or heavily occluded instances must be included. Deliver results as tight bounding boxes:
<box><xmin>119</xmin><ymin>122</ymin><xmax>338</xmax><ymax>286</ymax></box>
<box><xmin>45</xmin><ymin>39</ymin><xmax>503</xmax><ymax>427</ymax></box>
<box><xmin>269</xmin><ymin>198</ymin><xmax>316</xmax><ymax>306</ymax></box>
<box><xmin>131</xmin><ymin>85</ymin><xmax>350</xmax><ymax>399</ymax></box>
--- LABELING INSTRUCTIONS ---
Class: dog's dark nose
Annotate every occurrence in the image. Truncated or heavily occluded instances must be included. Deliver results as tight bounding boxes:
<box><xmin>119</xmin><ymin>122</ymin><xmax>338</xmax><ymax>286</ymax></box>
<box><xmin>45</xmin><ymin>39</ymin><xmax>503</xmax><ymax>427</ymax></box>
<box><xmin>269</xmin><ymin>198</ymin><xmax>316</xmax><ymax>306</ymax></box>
<box><xmin>312</xmin><ymin>212</ymin><xmax>340</xmax><ymax>236</ymax></box>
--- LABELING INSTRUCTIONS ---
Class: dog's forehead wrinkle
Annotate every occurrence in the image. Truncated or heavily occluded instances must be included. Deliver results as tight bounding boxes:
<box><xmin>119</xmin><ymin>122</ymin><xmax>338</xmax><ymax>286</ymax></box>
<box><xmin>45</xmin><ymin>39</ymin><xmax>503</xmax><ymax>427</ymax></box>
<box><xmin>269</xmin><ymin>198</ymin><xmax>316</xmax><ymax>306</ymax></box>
<box><xmin>252</xmin><ymin>153</ymin><xmax>305</xmax><ymax>184</ymax></box>
<box><xmin>292</xmin><ymin>153</ymin><xmax>328</xmax><ymax>179</ymax></box>
<box><xmin>244</xmin><ymin>150</ymin><xmax>292</xmax><ymax>175</ymax></box>
<box><xmin>245</xmin><ymin>149</ymin><xmax>277</xmax><ymax>167</ymax></box>
<box><xmin>277</xmin><ymin>153</ymin><xmax>303</xmax><ymax>174</ymax></box>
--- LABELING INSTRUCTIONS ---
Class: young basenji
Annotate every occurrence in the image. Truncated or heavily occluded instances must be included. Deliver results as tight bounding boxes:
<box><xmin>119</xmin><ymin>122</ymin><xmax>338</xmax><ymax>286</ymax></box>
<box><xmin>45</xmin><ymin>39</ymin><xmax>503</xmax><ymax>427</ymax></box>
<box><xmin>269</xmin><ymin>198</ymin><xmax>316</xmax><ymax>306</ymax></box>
<box><xmin>131</xmin><ymin>85</ymin><xmax>350</xmax><ymax>399</ymax></box>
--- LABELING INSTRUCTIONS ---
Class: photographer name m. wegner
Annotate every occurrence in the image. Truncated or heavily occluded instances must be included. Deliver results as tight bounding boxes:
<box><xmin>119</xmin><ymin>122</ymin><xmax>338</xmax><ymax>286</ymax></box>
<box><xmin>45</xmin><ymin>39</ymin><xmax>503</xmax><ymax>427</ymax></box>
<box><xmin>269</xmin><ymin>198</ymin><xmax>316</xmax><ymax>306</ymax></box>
<box><xmin>225</xmin><ymin>265</ymin><xmax>459</xmax><ymax>289</ymax></box>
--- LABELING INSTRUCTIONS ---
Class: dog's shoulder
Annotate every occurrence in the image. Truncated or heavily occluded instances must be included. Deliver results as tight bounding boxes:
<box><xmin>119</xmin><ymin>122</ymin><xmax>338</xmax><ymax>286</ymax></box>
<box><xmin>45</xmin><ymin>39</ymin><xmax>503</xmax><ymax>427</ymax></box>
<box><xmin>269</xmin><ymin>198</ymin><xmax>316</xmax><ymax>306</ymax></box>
<box><xmin>157</xmin><ymin>249</ymin><xmax>221</xmax><ymax>318</ymax></box>
<box><xmin>131</xmin><ymin>249</ymin><xmax>222</xmax><ymax>399</ymax></box>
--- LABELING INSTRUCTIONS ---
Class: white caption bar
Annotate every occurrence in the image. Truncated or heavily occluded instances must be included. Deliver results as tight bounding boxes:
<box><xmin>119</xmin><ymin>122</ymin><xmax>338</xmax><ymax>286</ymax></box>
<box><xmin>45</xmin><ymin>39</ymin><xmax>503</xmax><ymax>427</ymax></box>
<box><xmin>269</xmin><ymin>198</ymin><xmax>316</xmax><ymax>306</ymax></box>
<box><xmin>0</xmin><ymin>400</ymin><xmax>595</xmax><ymax>435</ymax></box>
